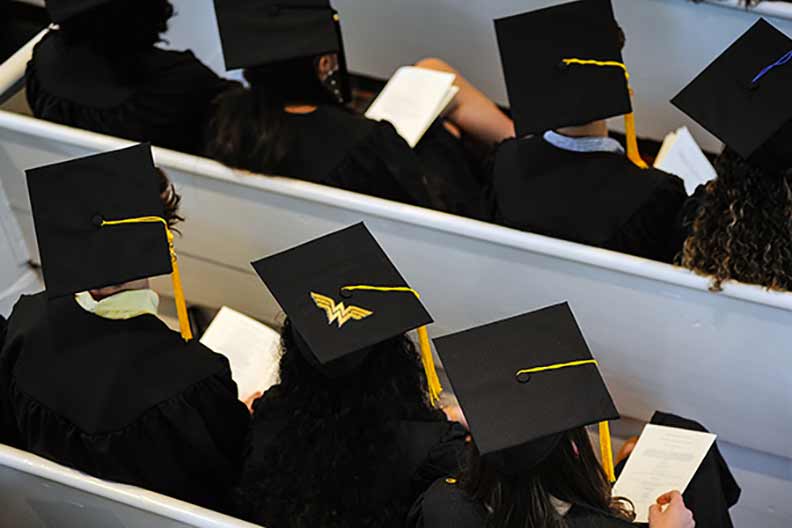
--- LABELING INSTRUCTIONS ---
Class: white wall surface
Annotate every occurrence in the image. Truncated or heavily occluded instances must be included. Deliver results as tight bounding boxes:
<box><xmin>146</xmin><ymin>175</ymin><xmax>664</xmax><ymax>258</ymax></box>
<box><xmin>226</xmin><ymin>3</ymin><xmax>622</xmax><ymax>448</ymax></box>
<box><xmin>164</xmin><ymin>0</ymin><xmax>792</xmax><ymax>152</ymax></box>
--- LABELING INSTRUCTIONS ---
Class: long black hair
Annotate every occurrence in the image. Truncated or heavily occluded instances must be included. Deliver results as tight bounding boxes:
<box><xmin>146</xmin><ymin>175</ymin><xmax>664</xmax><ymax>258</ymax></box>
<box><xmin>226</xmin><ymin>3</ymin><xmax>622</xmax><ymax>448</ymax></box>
<box><xmin>460</xmin><ymin>428</ymin><xmax>634</xmax><ymax>528</ymax></box>
<box><xmin>57</xmin><ymin>0</ymin><xmax>174</xmax><ymax>55</ymax></box>
<box><xmin>232</xmin><ymin>318</ymin><xmax>443</xmax><ymax>527</ymax></box>
<box><xmin>204</xmin><ymin>56</ymin><xmax>341</xmax><ymax>174</ymax></box>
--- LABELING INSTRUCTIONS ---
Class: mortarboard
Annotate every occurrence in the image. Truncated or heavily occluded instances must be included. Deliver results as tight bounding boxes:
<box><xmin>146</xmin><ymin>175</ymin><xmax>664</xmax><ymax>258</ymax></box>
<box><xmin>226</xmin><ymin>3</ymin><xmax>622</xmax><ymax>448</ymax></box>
<box><xmin>434</xmin><ymin>303</ymin><xmax>620</xmax><ymax>477</ymax></box>
<box><xmin>495</xmin><ymin>0</ymin><xmax>647</xmax><ymax>167</ymax></box>
<box><xmin>45</xmin><ymin>0</ymin><xmax>111</xmax><ymax>23</ymax></box>
<box><xmin>214</xmin><ymin>0</ymin><xmax>341</xmax><ymax>71</ymax></box>
<box><xmin>26</xmin><ymin>144</ymin><xmax>192</xmax><ymax>340</ymax></box>
<box><xmin>672</xmin><ymin>19</ymin><xmax>792</xmax><ymax>171</ymax></box>
<box><xmin>251</xmin><ymin>223</ymin><xmax>442</xmax><ymax>402</ymax></box>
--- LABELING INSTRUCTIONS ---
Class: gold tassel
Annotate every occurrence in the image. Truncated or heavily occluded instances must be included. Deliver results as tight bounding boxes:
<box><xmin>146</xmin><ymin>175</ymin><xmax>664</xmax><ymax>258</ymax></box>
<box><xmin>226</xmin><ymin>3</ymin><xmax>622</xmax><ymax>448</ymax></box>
<box><xmin>165</xmin><ymin>229</ymin><xmax>193</xmax><ymax>341</ymax></box>
<box><xmin>623</xmin><ymin>112</ymin><xmax>648</xmax><ymax>169</ymax></box>
<box><xmin>599</xmin><ymin>421</ymin><xmax>616</xmax><ymax>483</ymax></box>
<box><xmin>417</xmin><ymin>325</ymin><xmax>442</xmax><ymax>406</ymax></box>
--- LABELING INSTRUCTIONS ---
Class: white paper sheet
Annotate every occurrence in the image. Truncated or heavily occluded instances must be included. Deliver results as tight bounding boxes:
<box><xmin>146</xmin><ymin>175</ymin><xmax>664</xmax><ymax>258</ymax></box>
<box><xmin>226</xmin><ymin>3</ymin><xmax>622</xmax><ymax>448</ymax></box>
<box><xmin>612</xmin><ymin>424</ymin><xmax>716</xmax><ymax>523</ymax></box>
<box><xmin>365</xmin><ymin>66</ymin><xmax>458</xmax><ymax>147</ymax></box>
<box><xmin>654</xmin><ymin>126</ymin><xmax>717</xmax><ymax>195</ymax></box>
<box><xmin>200</xmin><ymin>306</ymin><xmax>281</xmax><ymax>401</ymax></box>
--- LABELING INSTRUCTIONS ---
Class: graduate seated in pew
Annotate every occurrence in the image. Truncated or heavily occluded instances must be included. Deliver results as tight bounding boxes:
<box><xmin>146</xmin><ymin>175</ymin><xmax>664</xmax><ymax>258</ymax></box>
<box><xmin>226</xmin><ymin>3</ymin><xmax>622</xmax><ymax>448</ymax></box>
<box><xmin>233</xmin><ymin>224</ymin><xmax>467</xmax><ymax>527</ymax></box>
<box><xmin>408</xmin><ymin>304</ymin><xmax>737</xmax><ymax>528</ymax></box>
<box><xmin>671</xmin><ymin>19</ymin><xmax>792</xmax><ymax>292</ymax></box>
<box><xmin>0</xmin><ymin>145</ymin><xmax>250</xmax><ymax>511</ymax></box>
<box><xmin>204</xmin><ymin>0</ymin><xmax>513</xmax><ymax>220</ymax></box>
<box><xmin>488</xmin><ymin>0</ymin><xmax>687</xmax><ymax>263</ymax></box>
<box><xmin>25</xmin><ymin>0</ymin><xmax>235</xmax><ymax>155</ymax></box>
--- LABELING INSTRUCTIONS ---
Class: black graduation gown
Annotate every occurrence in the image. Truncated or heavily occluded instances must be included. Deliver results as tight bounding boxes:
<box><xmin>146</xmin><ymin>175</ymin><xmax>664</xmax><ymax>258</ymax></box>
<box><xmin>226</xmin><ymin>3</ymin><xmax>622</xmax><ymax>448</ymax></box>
<box><xmin>0</xmin><ymin>292</ymin><xmax>250</xmax><ymax>512</ymax></box>
<box><xmin>231</xmin><ymin>387</ymin><xmax>468</xmax><ymax>527</ymax></box>
<box><xmin>489</xmin><ymin>136</ymin><xmax>688</xmax><ymax>263</ymax></box>
<box><xmin>25</xmin><ymin>31</ymin><xmax>236</xmax><ymax>155</ymax></box>
<box><xmin>615</xmin><ymin>411</ymin><xmax>741</xmax><ymax>528</ymax></box>
<box><xmin>276</xmin><ymin>106</ymin><xmax>487</xmax><ymax>219</ymax></box>
<box><xmin>407</xmin><ymin>478</ymin><xmax>635</xmax><ymax>528</ymax></box>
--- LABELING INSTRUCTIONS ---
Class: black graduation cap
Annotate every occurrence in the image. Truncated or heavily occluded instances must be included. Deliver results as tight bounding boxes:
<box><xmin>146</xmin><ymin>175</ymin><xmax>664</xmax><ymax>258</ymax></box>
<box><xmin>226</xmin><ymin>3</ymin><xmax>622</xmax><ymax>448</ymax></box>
<box><xmin>45</xmin><ymin>0</ymin><xmax>111</xmax><ymax>23</ymax></box>
<box><xmin>434</xmin><ymin>303</ymin><xmax>619</xmax><ymax>470</ymax></box>
<box><xmin>26</xmin><ymin>144</ymin><xmax>172</xmax><ymax>300</ymax></box>
<box><xmin>251</xmin><ymin>223</ymin><xmax>433</xmax><ymax>367</ymax></box>
<box><xmin>672</xmin><ymin>19</ymin><xmax>792</xmax><ymax>170</ymax></box>
<box><xmin>214</xmin><ymin>0</ymin><xmax>342</xmax><ymax>71</ymax></box>
<box><xmin>495</xmin><ymin>0</ymin><xmax>632</xmax><ymax>137</ymax></box>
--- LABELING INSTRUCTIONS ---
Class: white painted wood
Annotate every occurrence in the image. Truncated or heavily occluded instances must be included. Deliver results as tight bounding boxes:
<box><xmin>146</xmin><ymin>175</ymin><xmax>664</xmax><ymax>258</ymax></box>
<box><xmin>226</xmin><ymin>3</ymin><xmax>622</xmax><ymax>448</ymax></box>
<box><xmin>0</xmin><ymin>109</ymin><xmax>790</xmax><ymax>465</ymax></box>
<box><xmin>0</xmin><ymin>443</ymin><xmax>262</xmax><ymax>528</ymax></box>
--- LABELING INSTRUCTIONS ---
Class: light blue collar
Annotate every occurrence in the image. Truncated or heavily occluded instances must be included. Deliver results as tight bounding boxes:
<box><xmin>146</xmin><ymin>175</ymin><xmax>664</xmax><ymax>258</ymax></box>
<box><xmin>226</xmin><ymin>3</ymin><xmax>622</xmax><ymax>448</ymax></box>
<box><xmin>543</xmin><ymin>130</ymin><xmax>625</xmax><ymax>155</ymax></box>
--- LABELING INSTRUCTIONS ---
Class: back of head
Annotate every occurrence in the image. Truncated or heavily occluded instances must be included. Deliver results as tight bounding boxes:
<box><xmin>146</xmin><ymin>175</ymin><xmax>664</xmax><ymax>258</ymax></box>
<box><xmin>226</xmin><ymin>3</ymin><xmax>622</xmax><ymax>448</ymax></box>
<box><xmin>57</xmin><ymin>0</ymin><xmax>174</xmax><ymax>56</ymax></box>
<box><xmin>681</xmin><ymin>148</ymin><xmax>792</xmax><ymax>292</ymax></box>
<box><xmin>204</xmin><ymin>57</ymin><xmax>336</xmax><ymax>174</ymax></box>
<box><xmin>234</xmin><ymin>318</ymin><xmax>439</xmax><ymax>526</ymax></box>
<box><xmin>460</xmin><ymin>428</ymin><xmax>632</xmax><ymax>528</ymax></box>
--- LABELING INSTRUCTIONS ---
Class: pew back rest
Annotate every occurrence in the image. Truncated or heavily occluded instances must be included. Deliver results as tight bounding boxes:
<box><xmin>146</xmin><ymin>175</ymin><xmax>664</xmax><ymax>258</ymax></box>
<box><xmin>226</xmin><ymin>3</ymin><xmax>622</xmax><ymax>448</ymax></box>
<box><xmin>0</xmin><ymin>35</ymin><xmax>790</xmax><ymax>461</ymax></box>
<box><xmin>0</xmin><ymin>443</ymin><xmax>261</xmax><ymax>528</ymax></box>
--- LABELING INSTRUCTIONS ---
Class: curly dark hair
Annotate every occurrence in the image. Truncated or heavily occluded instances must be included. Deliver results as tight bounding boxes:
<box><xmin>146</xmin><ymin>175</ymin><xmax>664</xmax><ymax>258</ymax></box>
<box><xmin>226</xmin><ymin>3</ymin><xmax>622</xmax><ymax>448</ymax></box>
<box><xmin>156</xmin><ymin>167</ymin><xmax>184</xmax><ymax>231</ymax></box>
<box><xmin>57</xmin><ymin>0</ymin><xmax>174</xmax><ymax>55</ymax></box>
<box><xmin>460</xmin><ymin>428</ymin><xmax>634</xmax><ymax>528</ymax></box>
<box><xmin>232</xmin><ymin>318</ymin><xmax>443</xmax><ymax>527</ymax></box>
<box><xmin>680</xmin><ymin>148</ymin><xmax>792</xmax><ymax>292</ymax></box>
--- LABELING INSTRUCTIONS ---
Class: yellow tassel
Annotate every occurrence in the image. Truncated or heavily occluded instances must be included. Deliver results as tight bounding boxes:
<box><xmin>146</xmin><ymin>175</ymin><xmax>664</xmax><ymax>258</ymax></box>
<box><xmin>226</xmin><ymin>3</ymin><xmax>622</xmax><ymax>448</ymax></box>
<box><xmin>599</xmin><ymin>421</ymin><xmax>616</xmax><ymax>483</ymax></box>
<box><xmin>623</xmin><ymin>112</ymin><xmax>648</xmax><ymax>169</ymax></box>
<box><xmin>165</xmin><ymin>230</ymin><xmax>193</xmax><ymax>341</ymax></box>
<box><xmin>101</xmin><ymin>216</ymin><xmax>192</xmax><ymax>341</ymax></box>
<box><xmin>417</xmin><ymin>325</ymin><xmax>442</xmax><ymax>406</ymax></box>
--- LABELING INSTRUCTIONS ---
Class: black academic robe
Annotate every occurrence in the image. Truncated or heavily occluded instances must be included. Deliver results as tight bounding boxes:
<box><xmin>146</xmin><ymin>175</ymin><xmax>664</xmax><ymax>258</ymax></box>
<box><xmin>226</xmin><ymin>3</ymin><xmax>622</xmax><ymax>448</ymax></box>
<box><xmin>489</xmin><ymin>136</ymin><xmax>688</xmax><ymax>263</ymax></box>
<box><xmin>231</xmin><ymin>387</ymin><xmax>468</xmax><ymax>527</ymax></box>
<box><xmin>275</xmin><ymin>106</ymin><xmax>487</xmax><ymax>219</ymax></box>
<box><xmin>615</xmin><ymin>411</ymin><xmax>741</xmax><ymax>528</ymax></box>
<box><xmin>0</xmin><ymin>292</ymin><xmax>250</xmax><ymax>512</ymax></box>
<box><xmin>408</xmin><ymin>478</ymin><xmax>635</xmax><ymax>528</ymax></box>
<box><xmin>26</xmin><ymin>31</ymin><xmax>235</xmax><ymax>155</ymax></box>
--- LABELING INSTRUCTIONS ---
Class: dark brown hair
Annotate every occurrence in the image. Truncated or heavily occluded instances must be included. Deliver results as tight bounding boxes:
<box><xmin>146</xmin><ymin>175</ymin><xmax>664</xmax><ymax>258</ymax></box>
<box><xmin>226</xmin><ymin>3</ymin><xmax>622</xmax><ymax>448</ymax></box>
<box><xmin>680</xmin><ymin>149</ymin><xmax>792</xmax><ymax>292</ymax></box>
<box><xmin>156</xmin><ymin>167</ymin><xmax>183</xmax><ymax>231</ymax></box>
<box><xmin>460</xmin><ymin>428</ymin><xmax>633</xmax><ymax>528</ymax></box>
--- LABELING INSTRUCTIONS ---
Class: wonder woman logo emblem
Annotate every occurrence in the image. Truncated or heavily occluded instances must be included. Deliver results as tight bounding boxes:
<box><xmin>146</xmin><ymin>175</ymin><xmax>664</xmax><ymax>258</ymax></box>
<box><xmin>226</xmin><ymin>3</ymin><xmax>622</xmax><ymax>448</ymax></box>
<box><xmin>310</xmin><ymin>292</ymin><xmax>373</xmax><ymax>328</ymax></box>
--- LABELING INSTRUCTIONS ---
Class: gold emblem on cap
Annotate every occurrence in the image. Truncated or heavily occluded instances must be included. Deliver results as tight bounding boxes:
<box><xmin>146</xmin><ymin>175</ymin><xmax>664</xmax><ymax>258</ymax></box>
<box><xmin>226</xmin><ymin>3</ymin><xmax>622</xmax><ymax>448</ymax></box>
<box><xmin>310</xmin><ymin>292</ymin><xmax>373</xmax><ymax>328</ymax></box>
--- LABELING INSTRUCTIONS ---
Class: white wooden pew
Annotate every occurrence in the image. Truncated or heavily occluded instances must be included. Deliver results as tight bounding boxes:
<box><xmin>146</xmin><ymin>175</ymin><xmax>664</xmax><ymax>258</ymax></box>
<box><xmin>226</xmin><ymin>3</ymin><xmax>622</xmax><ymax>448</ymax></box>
<box><xmin>1</xmin><ymin>109</ymin><xmax>790</xmax><ymax>464</ymax></box>
<box><xmin>0</xmin><ymin>443</ymin><xmax>261</xmax><ymax>528</ymax></box>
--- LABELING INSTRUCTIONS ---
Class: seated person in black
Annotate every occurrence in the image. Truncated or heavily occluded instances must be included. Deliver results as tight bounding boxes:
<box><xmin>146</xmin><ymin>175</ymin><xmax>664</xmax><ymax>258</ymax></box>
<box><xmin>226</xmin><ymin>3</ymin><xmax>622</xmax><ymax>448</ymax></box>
<box><xmin>488</xmin><ymin>0</ymin><xmax>686</xmax><ymax>263</ymax></box>
<box><xmin>26</xmin><ymin>0</ymin><xmax>235</xmax><ymax>155</ymax></box>
<box><xmin>205</xmin><ymin>0</ymin><xmax>513</xmax><ymax>220</ymax></box>
<box><xmin>671</xmin><ymin>19</ymin><xmax>792</xmax><ymax>292</ymax></box>
<box><xmin>408</xmin><ymin>304</ymin><xmax>736</xmax><ymax>528</ymax></box>
<box><xmin>234</xmin><ymin>224</ymin><xmax>467</xmax><ymax>527</ymax></box>
<box><xmin>0</xmin><ymin>144</ymin><xmax>249</xmax><ymax>511</ymax></box>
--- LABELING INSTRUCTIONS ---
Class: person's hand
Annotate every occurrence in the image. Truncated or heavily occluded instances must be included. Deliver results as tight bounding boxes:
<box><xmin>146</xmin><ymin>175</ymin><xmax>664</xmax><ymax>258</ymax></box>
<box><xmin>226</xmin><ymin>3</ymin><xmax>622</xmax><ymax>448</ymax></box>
<box><xmin>243</xmin><ymin>391</ymin><xmax>263</xmax><ymax>414</ymax></box>
<box><xmin>648</xmin><ymin>491</ymin><xmax>695</xmax><ymax>528</ymax></box>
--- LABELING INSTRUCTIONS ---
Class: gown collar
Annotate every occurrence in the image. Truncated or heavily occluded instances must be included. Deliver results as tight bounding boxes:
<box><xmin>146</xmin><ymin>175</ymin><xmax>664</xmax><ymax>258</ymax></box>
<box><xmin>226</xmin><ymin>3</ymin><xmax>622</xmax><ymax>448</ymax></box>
<box><xmin>75</xmin><ymin>289</ymin><xmax>160</xmax><ymax>320</ymax></box>
<box><xmin>543</xmin><ymin>130</ymin><xmax>625</xmax><ymax>155</ymax></box>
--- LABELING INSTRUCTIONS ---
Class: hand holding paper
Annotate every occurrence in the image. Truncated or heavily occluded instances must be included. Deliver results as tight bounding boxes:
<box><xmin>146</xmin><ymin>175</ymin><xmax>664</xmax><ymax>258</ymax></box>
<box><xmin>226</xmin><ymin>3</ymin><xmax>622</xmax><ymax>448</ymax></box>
<box><xmin>611</xmin><ymin>424</ymin><xmax>716</xmax><ymax>523</ymax></box>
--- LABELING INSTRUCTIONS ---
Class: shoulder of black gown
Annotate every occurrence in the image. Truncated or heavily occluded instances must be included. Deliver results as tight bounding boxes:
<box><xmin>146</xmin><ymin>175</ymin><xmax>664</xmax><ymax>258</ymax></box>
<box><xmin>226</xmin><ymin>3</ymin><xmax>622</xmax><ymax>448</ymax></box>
<box><xmin>565</xmin><ymin>504</ymin><xmax>635</xmax><ymax>528</ymax></box>
<box><xmin>605</xmin><ymin>165</ymin><xmax>688</xmax><ymax>263</ymax></box>
<box><xmin>25</xmin><ymin>31</ymin><xmax>237</xmax><ymax>155</ymax></box>
<box><xmin>492</xmin><ymin>136</ymin><xmax>687</xmax><ymax>261</ymax></box>
<box><xmin>650</xmin><ymin>411</ymin><xmax>740</xmax><ymax>527</ymax></box>
<box><xmin>391</xmin><ymin>418</ymin><xmax>468</xmax><ymax>495</ymax></box>
<box><xmin>413</xmin><ymin>120</ymin><xmax>489</xmax><ymax>219</ymax></box>
<box><xmin>5</xmin><ymin>292</ymin><xmax>250</xmax><ymax>510</ymax></box>
<box><xmin>283</xmin><ymin>105</ymin><xmax>439</xmax><ymax>210</ymax></box>
<box><xmin>407</xmin><ymin>477</ymin><xmax>486</xmax><ymax>528</ymax></box>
